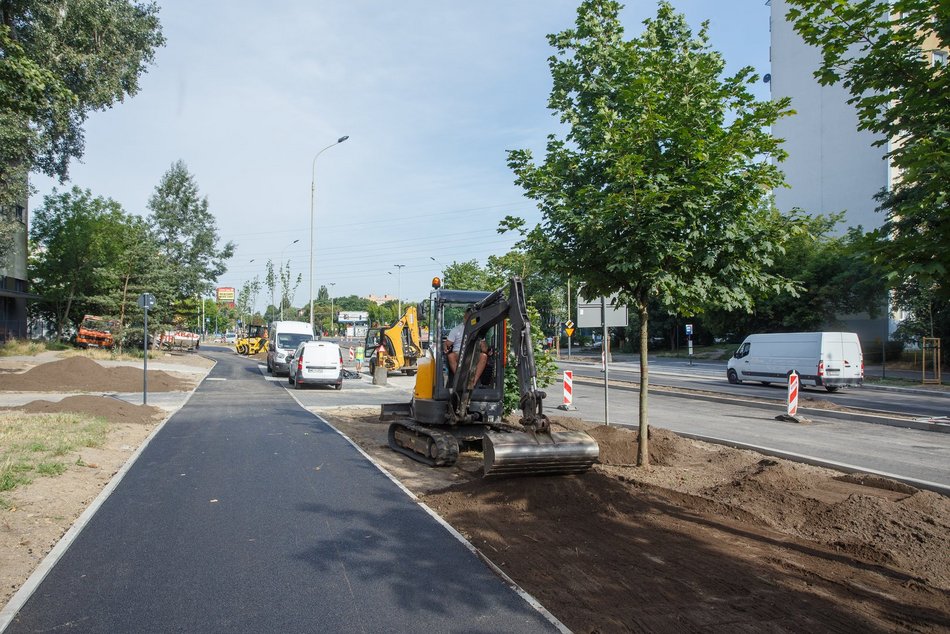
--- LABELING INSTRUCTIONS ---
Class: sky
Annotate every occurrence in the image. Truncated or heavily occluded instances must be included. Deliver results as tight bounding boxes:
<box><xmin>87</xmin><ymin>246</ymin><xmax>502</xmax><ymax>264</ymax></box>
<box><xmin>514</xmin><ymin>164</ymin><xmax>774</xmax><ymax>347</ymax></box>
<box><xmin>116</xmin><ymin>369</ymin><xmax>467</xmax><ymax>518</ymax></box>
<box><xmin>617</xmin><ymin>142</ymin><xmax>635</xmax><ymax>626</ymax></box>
<box><xmin>29</xmin><ymin>0</ymin><xmax>773</xmax><ymax>309</ymax></box>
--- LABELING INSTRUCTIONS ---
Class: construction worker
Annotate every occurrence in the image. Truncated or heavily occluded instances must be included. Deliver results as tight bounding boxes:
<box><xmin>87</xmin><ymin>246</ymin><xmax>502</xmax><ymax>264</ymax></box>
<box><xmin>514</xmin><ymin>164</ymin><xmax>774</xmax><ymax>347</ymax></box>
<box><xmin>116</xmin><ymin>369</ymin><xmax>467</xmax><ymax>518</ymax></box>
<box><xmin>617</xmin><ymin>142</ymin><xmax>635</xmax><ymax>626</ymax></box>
<box><xmin>355</xmin><ymin>345</ymin><xmax>364</xmax><ymax>373</ymax></box>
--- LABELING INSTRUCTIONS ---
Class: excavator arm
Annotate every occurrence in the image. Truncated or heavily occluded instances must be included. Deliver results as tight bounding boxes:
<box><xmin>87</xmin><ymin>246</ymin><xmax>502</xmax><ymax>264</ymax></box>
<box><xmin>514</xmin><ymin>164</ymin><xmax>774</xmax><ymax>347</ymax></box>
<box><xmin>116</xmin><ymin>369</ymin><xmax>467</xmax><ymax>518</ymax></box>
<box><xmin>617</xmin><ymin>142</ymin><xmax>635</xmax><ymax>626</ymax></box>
<box><xmin>449</xmin><ymin>277</ymin><xmax>549</xmax><ymax>432</ymax></box>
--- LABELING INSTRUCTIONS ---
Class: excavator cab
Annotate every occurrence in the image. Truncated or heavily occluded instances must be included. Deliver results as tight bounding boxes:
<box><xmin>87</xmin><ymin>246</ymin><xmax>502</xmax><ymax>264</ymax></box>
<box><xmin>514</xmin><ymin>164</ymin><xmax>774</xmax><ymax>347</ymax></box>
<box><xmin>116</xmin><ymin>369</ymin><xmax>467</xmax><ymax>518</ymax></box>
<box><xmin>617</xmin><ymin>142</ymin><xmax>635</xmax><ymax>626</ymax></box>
<box><xmin>382</xmin><ymin>277</ymin><xmax>598</xmax><ymax>476</ymax></box>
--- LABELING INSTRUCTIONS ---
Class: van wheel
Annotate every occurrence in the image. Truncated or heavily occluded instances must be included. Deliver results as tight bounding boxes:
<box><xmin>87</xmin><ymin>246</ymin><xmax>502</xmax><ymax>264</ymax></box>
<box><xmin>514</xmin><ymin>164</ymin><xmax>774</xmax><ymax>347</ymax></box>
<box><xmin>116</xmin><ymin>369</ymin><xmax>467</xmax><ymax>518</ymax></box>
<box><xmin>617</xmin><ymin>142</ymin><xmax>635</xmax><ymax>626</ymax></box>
<box><xmin>825</xmin><ymin>385</ymin><xmax>839</xmax><ymax>393</ymax></box>
<box><xmin>334</xmin><ymin>382</ymin><xmax>342</xmax><ymax>390</ymax></box>
<box><xmin>727</xmin><ymin>369</ymin><xmax>740</xmax><ymax>384</ymax></box>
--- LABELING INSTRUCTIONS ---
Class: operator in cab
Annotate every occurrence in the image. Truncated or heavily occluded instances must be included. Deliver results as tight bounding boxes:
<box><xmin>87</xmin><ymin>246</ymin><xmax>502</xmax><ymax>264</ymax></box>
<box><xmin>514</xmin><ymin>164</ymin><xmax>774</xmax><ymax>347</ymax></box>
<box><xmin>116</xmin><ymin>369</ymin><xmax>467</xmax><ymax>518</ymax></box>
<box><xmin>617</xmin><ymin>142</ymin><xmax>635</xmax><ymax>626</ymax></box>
<box><xmin>444</xmin><ymin>321</ymin><xmax>490</xmax><ymax>389</ymax></box>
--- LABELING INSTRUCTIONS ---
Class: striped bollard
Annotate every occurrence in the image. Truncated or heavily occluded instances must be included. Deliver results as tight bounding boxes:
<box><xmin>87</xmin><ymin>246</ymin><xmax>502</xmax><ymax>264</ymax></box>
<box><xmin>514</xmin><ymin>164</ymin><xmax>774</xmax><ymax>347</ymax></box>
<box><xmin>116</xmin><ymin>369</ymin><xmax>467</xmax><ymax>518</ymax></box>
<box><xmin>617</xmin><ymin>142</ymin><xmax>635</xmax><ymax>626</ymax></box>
<box><xmin>557</xmin><ymin>370</ymin><xmax>576</xmax><ymax>411</ymax></box>
<box><xmin>776</xmin><ymin>370</ymin><xmax>806</xmax><ymax>422</ymax></box>
<box><xmin>787</xmin><ymin>371</ymin><xmax>799</xmax><ymax>417</ymax></box>
<box><xmin>349</xmin><ymin>347</ymin><xmax>355</xmax><ymax>362</ymax></box>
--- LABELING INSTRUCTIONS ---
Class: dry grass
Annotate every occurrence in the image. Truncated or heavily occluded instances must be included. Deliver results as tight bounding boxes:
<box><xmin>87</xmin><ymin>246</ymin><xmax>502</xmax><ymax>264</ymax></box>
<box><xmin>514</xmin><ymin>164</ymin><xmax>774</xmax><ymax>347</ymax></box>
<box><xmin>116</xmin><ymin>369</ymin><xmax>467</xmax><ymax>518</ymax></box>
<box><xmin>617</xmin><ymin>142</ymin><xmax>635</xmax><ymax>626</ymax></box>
<box><xmin>0</xmin><ymin>411</ymin><xmax>108</xmax><ymax>499</ymax></box>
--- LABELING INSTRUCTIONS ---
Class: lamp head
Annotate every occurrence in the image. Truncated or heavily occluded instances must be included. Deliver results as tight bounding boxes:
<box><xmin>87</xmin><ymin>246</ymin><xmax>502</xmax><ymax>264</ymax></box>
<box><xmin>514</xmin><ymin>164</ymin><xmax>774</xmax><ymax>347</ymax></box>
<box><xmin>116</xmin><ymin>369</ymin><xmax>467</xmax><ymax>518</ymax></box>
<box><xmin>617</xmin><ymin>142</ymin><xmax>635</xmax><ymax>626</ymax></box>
<box><xmin>338</xmin><ymin>135</ymin><xmax>349</xmax><ymax>143</ymax></box>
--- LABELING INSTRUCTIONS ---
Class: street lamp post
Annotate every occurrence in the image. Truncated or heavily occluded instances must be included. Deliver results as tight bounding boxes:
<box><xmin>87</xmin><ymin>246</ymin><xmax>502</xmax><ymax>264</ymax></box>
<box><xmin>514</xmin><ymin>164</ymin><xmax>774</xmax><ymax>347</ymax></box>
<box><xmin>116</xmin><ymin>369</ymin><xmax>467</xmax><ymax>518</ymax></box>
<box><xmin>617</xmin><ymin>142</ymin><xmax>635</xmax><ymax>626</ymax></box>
<box><xmin>310</xmin><ymin>135</ymin><xmax>350</xmax><ymax>334</ymax></box>
<box><xmin>393</xmin><ymin>264</ymin><xmax>405</xmax><ymax>316</ymax></box>
<box><xmin>329</xmin><ymin>282</ymin><xmax>336</xmax><ymax>337</ymax></box>
<box><xmin>279</xmin><ymin>238</ymin><xmax>300</xmax><ymax>320</ymax></box>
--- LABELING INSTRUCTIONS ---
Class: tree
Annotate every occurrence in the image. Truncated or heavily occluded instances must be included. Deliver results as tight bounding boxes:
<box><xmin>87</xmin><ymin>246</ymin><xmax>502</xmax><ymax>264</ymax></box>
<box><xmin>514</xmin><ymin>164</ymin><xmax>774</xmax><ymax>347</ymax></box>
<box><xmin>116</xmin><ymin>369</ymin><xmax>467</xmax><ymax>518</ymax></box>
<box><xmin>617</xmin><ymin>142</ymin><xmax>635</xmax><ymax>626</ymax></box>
<box><xmin>0</xmin><ymin>1</ymin><xmax>164</xmax><ymax>209</ymax></box>
<box><xmin>29</xmin><ymin>186</ymin><xmax>130</xmax><ymax>337</ymax></box>
<box><xmin>442</xmin><ymin>260</ymin><xmax>492</xmax><ymax>291</ymax></box>
<box><xmin>278</xmin><ymin>260</ymin><xmax>301</xmax><ymax>318</ymax></box>
<box><xmin>147</xmin><ymin>160</ymin><xmax>234</xmax><ymax>299</ymax></box>
<box><xmin>783</xmin><ymin>0</ymin><xmax>949</xmax><ymax>297</ymax></box>
<box><xmin>506</xmin><ymin>1</ymin><xmax>803</xmax><ymax>466</ymax></box>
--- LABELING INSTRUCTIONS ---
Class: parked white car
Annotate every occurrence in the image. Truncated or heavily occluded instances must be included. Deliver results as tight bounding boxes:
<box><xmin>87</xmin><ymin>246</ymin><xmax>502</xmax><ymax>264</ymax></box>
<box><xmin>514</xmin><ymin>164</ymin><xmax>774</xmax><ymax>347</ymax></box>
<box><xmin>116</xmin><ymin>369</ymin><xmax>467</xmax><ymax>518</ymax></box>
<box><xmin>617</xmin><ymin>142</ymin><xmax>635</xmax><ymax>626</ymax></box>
<box><xmin>288</xmin><ymin>340</ymin><xmax>343</xmax><ymax>390</ymax></box>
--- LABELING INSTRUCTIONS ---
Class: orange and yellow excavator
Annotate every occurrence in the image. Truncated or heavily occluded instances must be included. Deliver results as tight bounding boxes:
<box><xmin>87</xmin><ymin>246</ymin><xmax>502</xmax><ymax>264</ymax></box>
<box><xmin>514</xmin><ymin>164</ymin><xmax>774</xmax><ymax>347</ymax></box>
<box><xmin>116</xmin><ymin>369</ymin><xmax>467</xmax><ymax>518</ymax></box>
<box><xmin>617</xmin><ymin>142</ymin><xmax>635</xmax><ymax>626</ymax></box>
<box><xmin>364</xmin><ymin>306</ymin><xmax>423</xmax><ymax>376</ymax></box>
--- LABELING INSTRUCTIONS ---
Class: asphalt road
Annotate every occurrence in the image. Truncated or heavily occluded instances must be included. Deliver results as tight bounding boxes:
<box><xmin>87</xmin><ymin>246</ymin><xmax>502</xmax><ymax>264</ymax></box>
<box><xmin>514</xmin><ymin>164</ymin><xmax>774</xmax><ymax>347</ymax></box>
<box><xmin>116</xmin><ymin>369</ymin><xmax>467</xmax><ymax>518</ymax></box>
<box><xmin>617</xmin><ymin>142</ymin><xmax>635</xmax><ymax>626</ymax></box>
<box><xmin>553</xmin><ymin>371</ymin><xmax>950</xmax><ymax>489</ymax></box>
<box><xmin>5</xmin><ymin>348</ymin><xmax>561</xmax><ymax>633</ymax></box>
<box><xmin>559</xmin><ymin>356</ymin><xmax>950</xmax><ymax>420</ymax></box>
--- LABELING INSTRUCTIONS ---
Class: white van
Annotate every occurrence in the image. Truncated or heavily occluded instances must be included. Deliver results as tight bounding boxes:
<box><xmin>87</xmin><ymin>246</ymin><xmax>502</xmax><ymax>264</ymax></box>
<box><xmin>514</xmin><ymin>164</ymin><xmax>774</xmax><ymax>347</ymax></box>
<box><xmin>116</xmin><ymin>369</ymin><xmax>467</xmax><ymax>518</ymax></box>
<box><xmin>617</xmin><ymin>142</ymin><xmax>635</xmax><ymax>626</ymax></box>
<box><xmin>267</xmin><ymin>321</ymin><xmax>314</xmax><ymax>375</ymax></box>
<box><xmin>288</xmin><ymin>340</ymin><xmax>343</xmax><ymax>389</ymax></box>
<box><xmin>727</xmin><ymin>332</ymin><xmax>863</xmax><ymax>392</ymax></box>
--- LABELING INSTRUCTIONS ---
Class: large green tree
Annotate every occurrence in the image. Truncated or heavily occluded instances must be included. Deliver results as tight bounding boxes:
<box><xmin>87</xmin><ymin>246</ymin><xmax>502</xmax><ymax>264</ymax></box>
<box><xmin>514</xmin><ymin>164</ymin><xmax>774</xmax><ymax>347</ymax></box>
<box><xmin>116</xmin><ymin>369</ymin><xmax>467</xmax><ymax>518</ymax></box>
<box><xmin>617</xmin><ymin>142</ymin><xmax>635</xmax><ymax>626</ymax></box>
<box><xmin>0</xmin><ymin>0</ymin><xmax>164</xmax><ymax>210</ymax></box>
<box><xmin>506</xmin><ymin>1</ymin><xmax>804</xmax><ymax>466</ymax></box>
<box><xmin>29</xmin><ymin>186</ymin><xmax>132</xmax><ymax>336</ymax></box>
<box><xmin>147</xmin><ymin>160</ymin><xmax>235</xmax><ymax>299</ymax></box>
<box><xmin>783</xmin><ymin>0</ymin><xmax>948</xmax><ymax>297</ymax></box>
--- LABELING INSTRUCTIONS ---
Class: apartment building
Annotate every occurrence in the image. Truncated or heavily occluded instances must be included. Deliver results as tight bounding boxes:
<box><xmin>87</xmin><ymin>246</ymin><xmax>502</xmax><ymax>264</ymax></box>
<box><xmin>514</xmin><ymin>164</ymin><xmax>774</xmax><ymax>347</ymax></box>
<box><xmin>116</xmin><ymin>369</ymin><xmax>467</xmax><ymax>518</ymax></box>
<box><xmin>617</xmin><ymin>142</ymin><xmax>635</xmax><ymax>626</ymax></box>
<box><xmin>0</xmin><ymin>199</ymin><xmax>30</xmax><ymax>340</ymax></box>
<box><xmin>767</xmin><ymin>0</ymin><xmax>946</xmax><ymax>346</ymax></box>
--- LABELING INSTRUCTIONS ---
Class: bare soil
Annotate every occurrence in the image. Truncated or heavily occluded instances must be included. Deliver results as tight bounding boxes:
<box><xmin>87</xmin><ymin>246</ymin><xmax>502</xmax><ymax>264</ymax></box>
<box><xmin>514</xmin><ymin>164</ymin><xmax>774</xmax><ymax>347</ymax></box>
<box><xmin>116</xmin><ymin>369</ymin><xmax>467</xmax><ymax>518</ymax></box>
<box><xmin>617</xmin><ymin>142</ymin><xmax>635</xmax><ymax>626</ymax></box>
<box><xmin>324</xmin><ymin>408</ymin><xmax>950</xmax><ymax>633</ymax></box>
<box><xmin>2</xmin><ymin>351</ymin><xmax>948</xmax><ymax>632</ymax></box>
<box><xmin>0</xmin><ymin>356</ymin><xmax>193</xmax><ymax>392</ymax></box>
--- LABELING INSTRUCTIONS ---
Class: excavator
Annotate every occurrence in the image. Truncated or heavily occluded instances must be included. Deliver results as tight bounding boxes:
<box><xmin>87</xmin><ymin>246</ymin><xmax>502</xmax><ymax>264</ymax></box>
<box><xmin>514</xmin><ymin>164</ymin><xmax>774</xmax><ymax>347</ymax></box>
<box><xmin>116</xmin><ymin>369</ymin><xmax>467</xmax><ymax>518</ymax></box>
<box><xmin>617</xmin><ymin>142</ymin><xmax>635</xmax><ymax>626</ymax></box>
<box><xmin>364</xmin><ymin>306</ymin><xmax>423</xmax><ymax>376</ymax></box>
<box><xmin>235</xmin><ymin>323</ymin><xmax>268</xmax><ymax>355</ymax></box>
<box><xmin>381</xmin><ymin>277</ymin><xmax>599</xmax><ymax>477</ymax></box>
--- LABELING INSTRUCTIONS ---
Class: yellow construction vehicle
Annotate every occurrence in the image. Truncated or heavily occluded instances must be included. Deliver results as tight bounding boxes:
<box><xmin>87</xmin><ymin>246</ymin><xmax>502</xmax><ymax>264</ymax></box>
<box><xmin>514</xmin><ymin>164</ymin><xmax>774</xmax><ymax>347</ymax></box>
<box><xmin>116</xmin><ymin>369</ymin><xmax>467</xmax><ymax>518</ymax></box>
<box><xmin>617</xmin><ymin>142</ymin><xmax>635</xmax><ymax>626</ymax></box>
<box><xmin>364</xmin><ymin>306</ymin><xmax>423</xmax><ymax>376</ymax></box>
<box><xmin>381</xmin><ymin>277</ymin><xmax>599</xmax><ymax>477</ymax></box>
<box><xmin>236</xmin><ymin>324</ymin><xmax>268</xmax><ymax>355</ymax></box>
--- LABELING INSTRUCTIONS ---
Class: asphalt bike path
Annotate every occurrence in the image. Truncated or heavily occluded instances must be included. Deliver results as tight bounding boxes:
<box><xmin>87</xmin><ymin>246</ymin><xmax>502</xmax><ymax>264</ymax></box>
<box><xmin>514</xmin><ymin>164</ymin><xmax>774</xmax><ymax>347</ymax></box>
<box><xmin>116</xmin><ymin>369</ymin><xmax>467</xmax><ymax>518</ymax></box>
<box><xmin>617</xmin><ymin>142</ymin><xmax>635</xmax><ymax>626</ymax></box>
<box><xmin>5</xmin><ymin>350</ymin><xmax>561</xmax><ymax>633</ymax></box>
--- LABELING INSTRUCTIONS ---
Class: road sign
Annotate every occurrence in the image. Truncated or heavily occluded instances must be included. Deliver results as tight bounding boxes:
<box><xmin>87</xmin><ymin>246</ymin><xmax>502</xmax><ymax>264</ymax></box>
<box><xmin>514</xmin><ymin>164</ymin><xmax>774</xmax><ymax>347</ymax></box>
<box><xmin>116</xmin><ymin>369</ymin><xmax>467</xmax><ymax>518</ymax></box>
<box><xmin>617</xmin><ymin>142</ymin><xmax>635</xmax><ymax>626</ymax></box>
<box><xmin>565</xmin><ymin>319</ymin><xmax>574</xmax><ymax>329</ymax></box>
<box><xmin>577</xmin><ymin>299</ymin><xmax>628</xmax><ymax>328</ymax></box>
<box><xmin>565</xmin><ymin>327</ymin><xmax>575</xmax><ymax>337</ymax></box>
<box><xmin>137</xmin><ymin>293</ymin><xmax>156</xmax><ymax>310</ymax></box>
<box><xmin>685</xmin><ymin>323</ymin><xmax>693</xmax><ymax>336</ymax></box>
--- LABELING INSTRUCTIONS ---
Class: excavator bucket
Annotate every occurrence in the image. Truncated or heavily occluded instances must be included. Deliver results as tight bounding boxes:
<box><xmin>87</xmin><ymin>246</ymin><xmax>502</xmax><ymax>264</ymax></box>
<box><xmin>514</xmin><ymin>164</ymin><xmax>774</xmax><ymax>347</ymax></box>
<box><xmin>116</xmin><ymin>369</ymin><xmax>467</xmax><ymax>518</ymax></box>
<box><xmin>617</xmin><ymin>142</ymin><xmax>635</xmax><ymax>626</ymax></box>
<box><xmin>483</xmin><ymin>430</ymin><xmax>599</xmax><ymax>476</ymax></box>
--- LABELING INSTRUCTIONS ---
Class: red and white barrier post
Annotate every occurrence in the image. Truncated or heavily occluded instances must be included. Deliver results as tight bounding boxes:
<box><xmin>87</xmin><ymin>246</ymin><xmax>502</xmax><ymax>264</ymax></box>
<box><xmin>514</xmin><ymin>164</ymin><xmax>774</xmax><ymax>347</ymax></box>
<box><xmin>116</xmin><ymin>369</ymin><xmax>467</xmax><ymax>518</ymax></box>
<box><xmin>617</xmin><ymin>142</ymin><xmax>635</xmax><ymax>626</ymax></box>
<box><xmin>775</xmin><ymin>370</ymin><xmax>806</xmax><ymax>422</ymax></box>
<box><xmin>557</xmin><ymin>370</ymin><xmax>576</xmax><ymax>411</ymax></box>
<box><xmin>787</xmin><ymin>370</ymin><xmax>799</xmax><ymax>417</ymax></box>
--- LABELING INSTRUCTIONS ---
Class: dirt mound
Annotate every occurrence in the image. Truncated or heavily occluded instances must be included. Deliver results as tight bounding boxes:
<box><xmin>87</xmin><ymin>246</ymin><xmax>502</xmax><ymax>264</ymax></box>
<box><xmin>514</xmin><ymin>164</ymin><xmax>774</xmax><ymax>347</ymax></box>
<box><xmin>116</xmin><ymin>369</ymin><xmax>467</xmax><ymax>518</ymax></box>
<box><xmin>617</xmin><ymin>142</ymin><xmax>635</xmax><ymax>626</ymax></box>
<box><xmin>587</xmin><ymin>424</ymin><xmax>689</xmax><ymax>466</ymax></box>
<box><xmin>0</xmin><ymin>356</ymin><xmax>190</xmax><ymax>392</ymax></box>
<box><xmin>15</xmin><ymin>395</ymin><xmax>165</xmax><ymax>425</ymax></box>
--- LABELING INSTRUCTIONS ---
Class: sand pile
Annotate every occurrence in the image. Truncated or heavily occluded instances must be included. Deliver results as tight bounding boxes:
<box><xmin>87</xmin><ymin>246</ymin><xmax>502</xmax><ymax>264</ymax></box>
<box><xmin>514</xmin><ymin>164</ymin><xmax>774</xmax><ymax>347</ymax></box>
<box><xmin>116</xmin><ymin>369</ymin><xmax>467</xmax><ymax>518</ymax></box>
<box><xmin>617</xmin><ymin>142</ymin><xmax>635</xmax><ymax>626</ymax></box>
<box><xmin>0</xmin><ymin>356</ymin><xmax>190</xmax><ymax>392</ymax></box>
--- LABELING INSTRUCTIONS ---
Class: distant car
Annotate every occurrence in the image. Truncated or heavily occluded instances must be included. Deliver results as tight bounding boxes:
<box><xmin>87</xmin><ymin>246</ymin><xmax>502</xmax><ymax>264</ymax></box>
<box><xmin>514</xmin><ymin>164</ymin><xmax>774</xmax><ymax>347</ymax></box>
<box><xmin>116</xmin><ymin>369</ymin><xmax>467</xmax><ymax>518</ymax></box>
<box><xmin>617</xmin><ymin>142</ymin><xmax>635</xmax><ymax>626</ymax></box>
<box><xmin>225</xmin><ymin>332</ymin><xmax>237</xmax><ymax>344</ymax></box>
<box><xmin>288</xmin><ymin>340</ymin><xmax>343</xmax><ymax>390</ymax></box>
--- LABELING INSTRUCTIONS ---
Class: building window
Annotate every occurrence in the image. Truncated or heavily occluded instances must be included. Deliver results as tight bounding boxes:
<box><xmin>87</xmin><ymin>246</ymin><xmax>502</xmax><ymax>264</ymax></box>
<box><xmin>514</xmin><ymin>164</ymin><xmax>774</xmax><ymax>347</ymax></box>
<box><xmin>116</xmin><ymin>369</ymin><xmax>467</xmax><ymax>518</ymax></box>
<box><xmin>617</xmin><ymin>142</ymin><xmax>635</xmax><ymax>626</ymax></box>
<box><xmin>15</xmin><ymin>205</ymin><xmax>24</xmax><ymax>223</ymax></box>
<box><xmin>933</xmin><ymin>50</ymin><xmax>948</xmax><ymax>66</ymax></box>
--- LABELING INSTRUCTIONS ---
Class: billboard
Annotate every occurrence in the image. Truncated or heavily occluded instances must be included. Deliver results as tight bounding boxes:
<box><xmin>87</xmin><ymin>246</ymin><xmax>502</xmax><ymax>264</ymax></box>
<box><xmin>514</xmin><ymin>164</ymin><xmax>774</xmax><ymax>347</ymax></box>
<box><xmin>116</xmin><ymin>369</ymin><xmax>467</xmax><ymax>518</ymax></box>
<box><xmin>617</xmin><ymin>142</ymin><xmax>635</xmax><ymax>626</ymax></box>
<box><xmin>216</xmin><ymin>287</ymin><xmax>235</xmax><ymax>302</ymax></box>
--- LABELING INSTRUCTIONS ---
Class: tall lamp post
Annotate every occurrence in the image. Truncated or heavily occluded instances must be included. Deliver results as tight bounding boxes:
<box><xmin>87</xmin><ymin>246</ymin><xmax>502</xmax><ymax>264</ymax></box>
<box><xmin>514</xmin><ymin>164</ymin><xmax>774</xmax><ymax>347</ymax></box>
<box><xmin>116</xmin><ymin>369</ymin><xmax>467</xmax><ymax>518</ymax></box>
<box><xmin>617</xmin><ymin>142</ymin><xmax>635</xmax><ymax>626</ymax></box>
<box><xmin>279</xmin><ymin>238</ymin><xmax>300</xmax><ymax>319</ymax></box>
<box><xmin>328</xmin><ymin>282</ymin><xmax>336</xmax><ymax>337</ymax></box>
<box><xmin>309</xmin><ymin>135</ymin><xmax>350</xmax><ymax>334</ymax></box>
<box><xmin>393</xmin><ymin>264</ymin><xmax>405</xmax><ymax>316</ymax></box>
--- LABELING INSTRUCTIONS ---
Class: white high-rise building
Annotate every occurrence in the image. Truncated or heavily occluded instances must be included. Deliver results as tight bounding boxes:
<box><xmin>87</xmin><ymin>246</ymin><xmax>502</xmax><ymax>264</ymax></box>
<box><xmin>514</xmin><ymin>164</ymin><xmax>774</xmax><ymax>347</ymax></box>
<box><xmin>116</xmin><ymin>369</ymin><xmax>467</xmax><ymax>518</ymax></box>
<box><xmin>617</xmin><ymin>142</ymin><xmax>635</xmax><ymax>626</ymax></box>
<box><xmin>768</xmin><ymin>0</ymin><xmax>891</xmax><ymax>232</ymax></box>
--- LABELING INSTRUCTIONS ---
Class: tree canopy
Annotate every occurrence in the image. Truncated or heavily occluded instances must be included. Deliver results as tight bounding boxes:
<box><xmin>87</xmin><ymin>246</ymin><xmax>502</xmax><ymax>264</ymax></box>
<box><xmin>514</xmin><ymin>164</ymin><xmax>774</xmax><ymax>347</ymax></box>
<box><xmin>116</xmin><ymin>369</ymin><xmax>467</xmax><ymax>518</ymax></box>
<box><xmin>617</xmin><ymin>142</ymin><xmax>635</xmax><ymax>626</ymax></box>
<box><xmin>0</xmin><ymin>0</ymin><xmax>164</xmax><ymax>209</ymax></box>
<box><xmin>147</xmin><ymin>160</ymin><xmax>235</xmax><ymax>299</ymax></box>
<box><xmin>783</xmin><ymin>0</ymin><xmax>949</xmax><ymax>297</ymax></box>
<box><xmin>506</xmin><ymin>0</ymin><xmax>804</xmax><ymax>465</ymax></box>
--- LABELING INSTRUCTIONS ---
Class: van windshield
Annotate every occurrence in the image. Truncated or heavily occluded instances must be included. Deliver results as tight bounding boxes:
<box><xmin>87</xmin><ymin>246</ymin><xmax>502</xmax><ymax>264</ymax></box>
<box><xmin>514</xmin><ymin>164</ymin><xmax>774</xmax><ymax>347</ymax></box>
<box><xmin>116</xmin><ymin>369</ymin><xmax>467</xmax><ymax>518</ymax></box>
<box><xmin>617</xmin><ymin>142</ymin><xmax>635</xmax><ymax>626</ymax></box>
<box><xmin>278</xmin><ymin>333</ymin><xmax>312</xmax><ymax>349</ymax></box>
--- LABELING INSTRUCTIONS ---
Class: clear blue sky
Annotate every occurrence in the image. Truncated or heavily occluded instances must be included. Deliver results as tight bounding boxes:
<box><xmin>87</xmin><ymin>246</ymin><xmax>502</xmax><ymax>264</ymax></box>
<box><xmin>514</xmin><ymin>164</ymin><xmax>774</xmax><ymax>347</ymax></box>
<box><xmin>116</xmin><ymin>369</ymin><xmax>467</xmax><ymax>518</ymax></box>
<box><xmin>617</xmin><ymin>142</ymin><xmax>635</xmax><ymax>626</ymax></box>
<box><xmin>29</xmin><ymin>1</ymin><xmax>772</xmax><ymax>307</ymax></box>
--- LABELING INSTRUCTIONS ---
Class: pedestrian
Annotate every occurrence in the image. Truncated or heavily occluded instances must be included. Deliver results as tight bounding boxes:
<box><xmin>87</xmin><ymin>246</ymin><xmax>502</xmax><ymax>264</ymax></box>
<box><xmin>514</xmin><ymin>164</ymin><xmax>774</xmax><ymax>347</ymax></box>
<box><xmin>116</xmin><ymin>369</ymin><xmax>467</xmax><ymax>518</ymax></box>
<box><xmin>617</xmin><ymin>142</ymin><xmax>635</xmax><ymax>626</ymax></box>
<box><xmin>355</xmin><ymin>345</ymin><xmax>364</xmax><ymax>373</ymax></box>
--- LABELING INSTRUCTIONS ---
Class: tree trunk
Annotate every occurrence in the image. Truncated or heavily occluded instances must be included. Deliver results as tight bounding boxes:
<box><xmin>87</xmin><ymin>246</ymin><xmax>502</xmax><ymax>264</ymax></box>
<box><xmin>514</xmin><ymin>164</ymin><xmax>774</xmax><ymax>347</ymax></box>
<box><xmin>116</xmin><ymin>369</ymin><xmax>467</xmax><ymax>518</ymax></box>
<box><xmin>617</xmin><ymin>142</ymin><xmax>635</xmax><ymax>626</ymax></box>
<box><xmin>638</xmin><ymin>300</ymin><xmax>650</xmax><ymax>467</ymax></box>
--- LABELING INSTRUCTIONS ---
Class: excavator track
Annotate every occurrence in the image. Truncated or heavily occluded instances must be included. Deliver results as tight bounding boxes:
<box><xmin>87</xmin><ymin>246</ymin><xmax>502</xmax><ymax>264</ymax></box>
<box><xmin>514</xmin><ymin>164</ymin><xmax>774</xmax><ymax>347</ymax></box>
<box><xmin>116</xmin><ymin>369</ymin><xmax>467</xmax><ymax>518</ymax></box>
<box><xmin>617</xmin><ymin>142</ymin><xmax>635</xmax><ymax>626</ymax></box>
<box><xmin>388</xmin><ymin>421</ymin><xmax>460</xmax><ymax>467</ymax></box>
